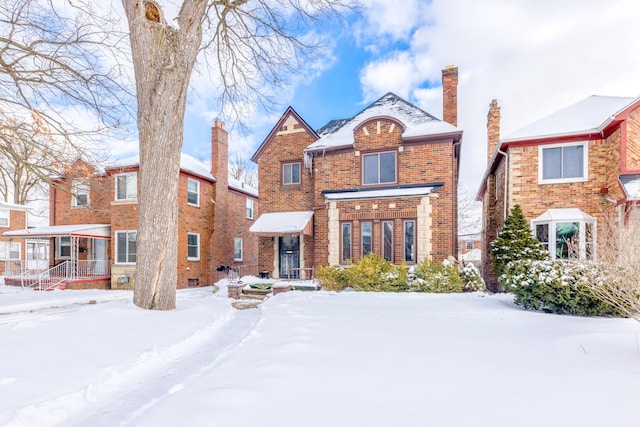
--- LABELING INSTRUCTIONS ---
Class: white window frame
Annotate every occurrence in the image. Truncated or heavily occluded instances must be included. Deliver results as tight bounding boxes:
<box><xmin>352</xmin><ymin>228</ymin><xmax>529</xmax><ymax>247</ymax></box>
<box><xmin>187</xmin><ymin>232</ymin><xmax>200</xmax><ymax>261</ymax></box>
<box><xmin>0</xmin><ymin>241</ymin><xmax>21</xmax><ymax>260</ymax></box>
<box><xmin>72</xmin><ymin>179</ymin><xmax>90</xmax><ymax>207</ymax></box>
<box><xmin>246</xmin><ymin>198</ymin><xmax>254</xmax><ymax>219</ymax></box>
<box><xmin>115</xmin><ymin>230</ymin><xmax>137</xmax><ymax>264</ymax></box>
<box><xmin>58</xmin><ymin>236</ymin><xmax>71</xmax><ymax>259</ymax></box>
<box><xmin>363</xmin><ymin>151</ymin><xmax>397</xmax><ymax>185</ymax></box>
<box><xmin>0</xmin><ymin>208</ymin><xmax>9</xmax><ymax>227</ymax></box>
<box><xmin>531</xmin><ymin>217</ymin><xmax>596</xmax><ymax>260</ymax></box>
<box><xmin>283</xmin><ymin>162</ymin><xmax>301</xmax><ymax>185</ymax></box>
<box><xmin>234</xmin><ymin>237</ymin><xmax>243</xmax><ymax>261</ymax></box>
<box><xmin>187</xmin><ymin>178</ymin><xmax>200</xmax><ymax>207</ymax></box>
<box><xmin>115</xmin><ymin>172</ymin><xmax>137</xmax><ymax>201</ymax></box>
<box><xmin>538</xmin><ymin>141</ymin><xmax>588</xmax><ymax>184</ymax></box>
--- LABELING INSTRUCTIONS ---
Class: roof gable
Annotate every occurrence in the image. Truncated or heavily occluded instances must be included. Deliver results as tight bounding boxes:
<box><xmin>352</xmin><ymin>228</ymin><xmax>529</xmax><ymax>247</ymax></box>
<box><xmin>251</xmin><ymin>107</ymin><xmax>318</xmax><ymax>162</ymax></box>
<box><xmin>306</xmin><ymin>92</ymin><xmax>459</xmax><ymax>151</ymax></box>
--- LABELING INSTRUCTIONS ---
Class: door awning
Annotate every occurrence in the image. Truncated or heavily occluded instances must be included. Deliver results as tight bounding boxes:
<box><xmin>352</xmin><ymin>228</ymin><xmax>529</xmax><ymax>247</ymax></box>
<box><xmin>250</xmin><ymin>211</ymin><xmax>313</xmax><ymax>237</ymax></box>
<box><xmin>2</xmin><ymin>224</ymin><xmax>111</xmax><ymax>239</ymax></box>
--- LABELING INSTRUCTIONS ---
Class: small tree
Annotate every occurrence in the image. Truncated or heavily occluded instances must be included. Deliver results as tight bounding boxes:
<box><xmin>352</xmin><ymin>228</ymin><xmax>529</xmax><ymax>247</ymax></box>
<box><xmin>490</xmin><ymin>204</ymin><xmax>548</xmax><ymax>286</ymax></box>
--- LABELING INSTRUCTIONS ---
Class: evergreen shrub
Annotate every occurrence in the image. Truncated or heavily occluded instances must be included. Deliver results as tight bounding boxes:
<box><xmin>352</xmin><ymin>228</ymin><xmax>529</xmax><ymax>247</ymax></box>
<box><xmin>460</xmin><ymin>263</ymin><xmax>486</xmax><ymax>292</ymax></box>
<box><xmin>408</xmin><ymin>259</ymin><xmax>463</xmax><ymax>293</ymax></box>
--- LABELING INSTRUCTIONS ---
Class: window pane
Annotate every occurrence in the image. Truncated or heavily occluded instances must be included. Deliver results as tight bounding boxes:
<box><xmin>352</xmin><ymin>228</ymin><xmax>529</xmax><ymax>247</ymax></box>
<box><xmin>542</xmin><ymin>147</ymin><xmax>562</xmax><ymax>180</ymax></box>
<box><xmin>187</xmin><ymin>180</ymin><xmax>198</xmax><ymax>204</ymax></box>
<box><xmin>341</xmin><ymin>223</ymin><xmax>352</xmax><ymax>262</ymax></box>
<box><xmin>383</xmin><ymin>221</ymin><xmax>393</xmax><ymax>261</ymax></box>
<box><xmin>127</xmin><ymin>232</ymin><xmax>137</xmax><ymax>263</ymax></box>
<box><xmin>362</xmin><ymin>222</ymin><xmax>372</xmax><ymax>256</ymax></box>
<box><xmin>404</xmin><ymin>221</ymin><xmax>415</xmax><ymax>262</ymax></box>
<box><xmin>379</xmin><ymin>152</ymin><xmax>396</xmax><ymax>183</ymax></box>
<box><xmin>117</xmin><ymin>233</ymin><xmax>127</xmax><ymax>263</ymax></box>
<box><xmin>246</xmin><ymin>198</ymin><xmax>253</xmax><ymax>218</ymax></box>
<box><xmin>283</xmin><ymin>164</ymin><xmax>291</xmax><ymax>184</ymax></box>
<box><xmin>292</xmin><ymin>163</ymin><xmax>300</xmax><ymax>183</ymax></box>
<box><xmin>127</xmin><ymin>174</ymin><xmax>137</xmax><ymax>199</ymax></box>
<box><xmin>562</xmin><ymin>145</ymin><xmax>583</xmax><ymax>178</ymax></box>
<box><xmin>234</xmin><ymin>238</ymin><xmax>243</xmax><ymax>260</ymax></box>
<box><xmin>117</xmin><ymin>175</ymin><xmax>127</xmax><ymax>200</ymax></box>
<box><xmin>187</xmin><ymin>234</ymin><xmax>199</xmax><ymax>259</ymax></box>
<box><xmin>363</xmin><ymin>154</ymin><xmax>379</xmax><ymax>184</ymax></box>
<box><xmin>536</xmin><ymin>223</ymin><xmax>549</xmax><ymax>252</ymax></box>
<box><xmin>556</xmin><ymin>222</ymin><xmax>579</xmax><ymax>259</ymax></box>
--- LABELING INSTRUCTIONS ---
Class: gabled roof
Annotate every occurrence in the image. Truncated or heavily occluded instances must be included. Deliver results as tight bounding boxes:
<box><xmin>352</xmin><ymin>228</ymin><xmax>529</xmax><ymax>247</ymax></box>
<box><xmin>251</xmin><ymin>107</ymin><xmax>319</xmax><ymax>162</ymax></box>
<box><xmin>105</xmin><ymin>153</ymin><xmax>216</xmax><ymax>183</ymax></box>
<box><xmin>306</xmin><ymin>92</ymin><xmax>459</xmax><ymax>152</ymax></box>
<box><xmin>503</xmin><ymin>95</ymin><xmax>639</xmax><ymax>143</ymax></box>
<box><xmin>619</xmin><ymin>174</ymin><xmax>640</xmax><ymax>201</ymax></box>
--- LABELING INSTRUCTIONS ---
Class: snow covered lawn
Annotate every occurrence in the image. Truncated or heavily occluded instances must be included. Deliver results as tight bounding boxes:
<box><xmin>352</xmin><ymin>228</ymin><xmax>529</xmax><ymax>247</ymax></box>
<box><xmin>1</xmin><ymin>284</ymin><xmax>639</xmax><ymax>427</ymax></box>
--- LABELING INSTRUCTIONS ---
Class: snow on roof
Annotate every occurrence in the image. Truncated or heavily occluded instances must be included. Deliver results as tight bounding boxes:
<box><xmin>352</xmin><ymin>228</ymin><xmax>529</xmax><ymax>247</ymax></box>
<box><xmin>322</xmin><ymin>185</ymin><xmax>439</xmax><ymax>201</ymax></box>
<box><xmin>461</xmin><ymin>248</ymin><xmax>481</xmax><ymax>262</ymax></box>
<box><xmin>3</xmin><ymin>224</ymin><xmax>110</xmax><ymax>238</ymax></box>
<box><xmin>250</xmin><ymin>211</ymin><xmax>313</xmax><ymax>235</ymax></box>
<box><xmin>306</xmin><ymin>93</ymin><xmax>459</xmax><ymax>151</ymax></box>
<box><xmin>531</xmin><ymin>208</ymin><xmax>595</xmax><ymax>223</ymax></box>
<box><xmin>503</xmin><ymin>95</ymin><xmax>638</xmax><ymax>142</ymax></box>
<box><xmin>459</xmin><ymin>233</ymin><xmax>481</xmax><ymax>241</ymax></box>
<box><xmin>228</xmin><ymin>176</ymin><xmax>258</xmax><ymax>197</ymax></box>
<box><xmin>106</xmin><ymin>153</ymin><xmax>216</xmax><ymax>182</ymax></box>
<box><xmin>0</xmin><ymin>201</ymin><xmax>29</xmax><ymax>211</ymax></box>
<box><xmin>619</xmin><ymin>174</ymin><xmax>640</xmax><ymax>200</ymax></box>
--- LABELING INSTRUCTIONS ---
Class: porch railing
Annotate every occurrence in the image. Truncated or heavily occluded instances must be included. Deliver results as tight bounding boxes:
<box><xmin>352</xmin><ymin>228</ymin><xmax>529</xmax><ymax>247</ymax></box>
<box><xmin>4</xmin><ymin>260</ymin><xmax>111</xmax><ymax>281</ymax></box>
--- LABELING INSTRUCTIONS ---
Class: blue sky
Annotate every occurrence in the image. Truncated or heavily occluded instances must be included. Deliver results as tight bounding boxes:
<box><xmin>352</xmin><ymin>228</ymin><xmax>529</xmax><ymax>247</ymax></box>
<box><xmin>168</xmin><ymin>0</ymin><xmax>640</xmax><ymax>197</ymax></box>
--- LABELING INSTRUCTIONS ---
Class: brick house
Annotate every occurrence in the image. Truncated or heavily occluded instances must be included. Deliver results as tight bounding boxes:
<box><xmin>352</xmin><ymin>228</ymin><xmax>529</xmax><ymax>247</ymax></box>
<box><xmin>0</xmin><ymin>201</ymin><xmax>31</xmax><ymax>275</ymax></box>
<box><xmin>3</xmin><ymin>121</ymin><xmax>258</xmax><ymax>290</ymax></box>
<box><xmin>250</xmin><ymin>66</ymin><xmax>462</xmax><ymax>278</ymax></box>
<box><xmin>477</xmin><ymin>95</ymin><xmax>640</xmax><ymax>291</ymax></box>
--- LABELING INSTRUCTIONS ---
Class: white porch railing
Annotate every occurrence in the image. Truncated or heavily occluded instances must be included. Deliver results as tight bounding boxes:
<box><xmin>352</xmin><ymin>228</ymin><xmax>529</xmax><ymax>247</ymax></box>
<box><xmin>5</xmin><ymin>260</ymin><xmax>111</xmax><ymax>290</ymax></box>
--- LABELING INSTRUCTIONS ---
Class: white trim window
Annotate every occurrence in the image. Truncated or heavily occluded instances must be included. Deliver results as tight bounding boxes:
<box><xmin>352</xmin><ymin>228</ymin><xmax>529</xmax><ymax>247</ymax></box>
<box><xmin>187</xmin><ymin>178</ymin><xmax>200</xmax><ymax>206</ymax></box>
<box><xmin>246</xmin><ymin>198</ymin><xmax>254</xmax><ymax>219</ymax></box>
<box><xmin>116</xmin><ymin>231</ymin><xmax>137</xmax><ymax>264</ymax></box>
<box><xmin>72</xmin><ymin>180</ymin><xmax>90</xmax><ymax>207</ymax></box>
<box><xmin>187</xmin><ymin>233</ymin><xmax>200</xmax><ymax>260</ymax></box>
<box><xmin>0</xmin><ymin>241</ymin><xmax>21</xmax><ymax>260</ymax></box>
<box><xmin>363</xmin><ymin>151</ymin><xmax>397</xmax><ymax>185</ymax></box>
<box><xmin>0</xmin><ymin>208</ymin><xmax>9</xmax><ymax>227</ymax></box>
<box><xmin>532</xmin><ymin>208</ymin><xmax>596</xmax><ymax>260</ymax></box>
<box><xmin>115</xmin><ymin>172</ymin><xmax>137</xmax><ymax>201</ymax></box>
<box><xmin>234</xmin><ymin>237</ymin><xmax>243</xmax><ymax>261</ymax></box>
<box><xmin>539</xmin><ymin>142</ymin><xmax>588</xmax><ymax>184</ymax></box>
<box><xmin>58</xmin><ymin>236</ymin><xmax>71</xmax><ymax>259</ymax></box>
<box><xmin>283</xmin><ymin>162</ymin><xmax>301</xmax><ymax>185</ymax></box>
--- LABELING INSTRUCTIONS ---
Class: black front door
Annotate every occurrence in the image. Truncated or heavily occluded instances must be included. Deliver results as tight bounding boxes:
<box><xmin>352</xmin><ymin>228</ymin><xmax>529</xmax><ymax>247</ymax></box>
<box><xmin>279</xmin><ymin>236</ymin><xmax>300</xmax><ymax>278</ymax></box>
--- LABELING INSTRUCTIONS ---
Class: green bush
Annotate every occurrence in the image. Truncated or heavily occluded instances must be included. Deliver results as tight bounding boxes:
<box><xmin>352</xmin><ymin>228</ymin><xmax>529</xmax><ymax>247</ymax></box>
<box><xmin>349</xmin><ymin>254</ymin><xmax>408</xmax><ymax>292</ymax></box>
<box><xmin>408</xmin><ymin>259</ymin><xmax>463</xmax><ymax>293</ymax></box>
<box><xmin>316</xmin><ymin>264</ymin><xmax>349</xmax><ymax>291</ymax></box>
<box><xmin>502</xmin><ymin>259</ymin><xmax>624</xmax><ymax>317</ymax></box>
<box><xmin>460</xmin><ymin>263</ymin><xmax>486</xmax><ymax>292</ymax></box>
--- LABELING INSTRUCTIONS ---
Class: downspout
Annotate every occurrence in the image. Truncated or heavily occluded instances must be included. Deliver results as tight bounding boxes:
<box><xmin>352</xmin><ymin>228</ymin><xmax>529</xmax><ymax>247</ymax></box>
<box><xmin>453</xmin><ymin>139</ymin><xmax>462</xmax><ymax>257</ymax></box>
<box><xmin>497</xmin><ymin>147</ymin><xmax>509</xmax><ymax>220</ymax></box>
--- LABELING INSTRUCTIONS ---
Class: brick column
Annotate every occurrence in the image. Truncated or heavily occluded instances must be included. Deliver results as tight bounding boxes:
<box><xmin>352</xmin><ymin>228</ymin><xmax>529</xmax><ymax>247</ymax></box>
<box><xmin>442</xmin><ymin>65</ymin><xmax>458</xmax><ymax>127</ymax></box>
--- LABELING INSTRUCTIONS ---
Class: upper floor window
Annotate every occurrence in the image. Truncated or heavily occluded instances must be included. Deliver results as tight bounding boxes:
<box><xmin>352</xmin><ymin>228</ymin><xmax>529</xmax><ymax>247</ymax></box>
<box><xmin>72</xmin><ymin>180</ymin><xmax>89</xmax><ymax>207</ymax></box>
<box><xmin>363</xmin><ymin>151</ymin><xmax>396</xmax><ymax>185</ymax></box>
<box><xmin>539</xmin><ymin>142</ymin><xmax>588</xmax><ymax>184</ymax></box>
<box><xmin>466</xmin><ymin>241</ymin><xmax>474</xmax><ymax>250</ymax></box>
<box><xmin>283</xmin><ymin>162</ymin><xmax>301</xmax><ymax>185</ymax></box>
<box><xmin>187</xmin><ymin>233</ymin><xmax>200</xmax><ymax>260</ymax></box>
<box><xmin>234</xmin><ymin>237</ymin><xmax>243</xmax><ymax>261</ymax></box>
<box><xmin>116</xmin><ymin>231</ymin><xmax>137</xmax><ymax>264</ymax></box>
<box><xmin>0</xmin><ymin>209</ymin><xmax>9</xmax><ymax>227</ymax></box>
<box><xmin>116</xmin><ymin>172</ymin><xmax>137</xmax><ymax>201</ymax></box>
<box><xmin>246</xmin><ymin>198</ymin><xmax>254</xmax><ymax>219</ymax></box>
<box><xmin>187</xmin><ymin>178</ymin><xmax>200</xmax><ymax>206</ymax></box>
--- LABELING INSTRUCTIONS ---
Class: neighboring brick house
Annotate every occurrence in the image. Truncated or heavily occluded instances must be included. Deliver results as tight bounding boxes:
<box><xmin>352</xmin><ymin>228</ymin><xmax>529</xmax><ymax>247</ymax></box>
<box><xmin>3</xmin><ymin>121</ymin><xmax>258</xmax><ymax>289</ymax></box>
<box><xmin>250</xmin><ymin>66</ymin><xmax>462</xmax><ymax>278</ymax></box>
<box><xmin>478</xmin><ymin>95</ymin><xmax>640</xmax><ymax>291</ymax></box>
<box><xmin>0</xmin><ymin>201</ymin><xmax>30</xmax><ymax>274</ymax></box>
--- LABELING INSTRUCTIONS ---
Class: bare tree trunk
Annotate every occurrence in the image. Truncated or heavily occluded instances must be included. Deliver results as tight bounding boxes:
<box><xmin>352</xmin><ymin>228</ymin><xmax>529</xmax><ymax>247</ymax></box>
<box><xmin>122</xmin><ymin>0</ymin><xmax>206</xmax><ymax>310</ymax></box>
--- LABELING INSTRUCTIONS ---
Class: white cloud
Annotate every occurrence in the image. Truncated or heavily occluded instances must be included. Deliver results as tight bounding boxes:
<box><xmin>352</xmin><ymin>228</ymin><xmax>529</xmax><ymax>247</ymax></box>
<box><xmin>357</xmin><ymin>0</ymin><xmax>640</xmax><ymax>193</ymax></box>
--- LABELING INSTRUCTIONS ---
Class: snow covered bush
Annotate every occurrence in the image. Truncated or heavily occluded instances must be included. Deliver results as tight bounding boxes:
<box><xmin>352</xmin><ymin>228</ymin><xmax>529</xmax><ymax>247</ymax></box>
<box><xmin>460</xmin><ymin>263</ymin><xmax>485</xmax><ymax>292</ymax></box>
<box><xmin>316</xmin><ymin>265</ymin><xmax>349</xmax><ymax>291</ymax></box>
<box><xmin>348</xmin><ymin>254</ymin><xmax>408</xmax><ymax>292</ymax></box>
<box><xmin>491</xmin><ymin>204</ymin><xmax>548</xmax><ymax>291</ymax></box>
<box><xmin>502</xmin><ymin>259</ymin><xmax>624</xmax><ymax>317</ymax></box>
<box><xmin>408</xmin><ymin>259</ymin><xmax>463</xmax><ymax>293</ymax></box>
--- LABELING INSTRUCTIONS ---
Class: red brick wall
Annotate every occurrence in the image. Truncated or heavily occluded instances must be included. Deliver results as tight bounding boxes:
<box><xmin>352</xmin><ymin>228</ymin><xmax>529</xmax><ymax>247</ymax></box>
<box><xmin>442</xmin><ymin>66</ymin><xmax>458</xmax><ymax>127</ymax></box>
<box><xmin>625</xmin><ymin>108</ymin><xmax>640</xmax><ymax>171</ymax></box>
<box><xmin>0</xmin><ymin>207</ymin><xmax>29</xmax><ymax>273</ymax></box>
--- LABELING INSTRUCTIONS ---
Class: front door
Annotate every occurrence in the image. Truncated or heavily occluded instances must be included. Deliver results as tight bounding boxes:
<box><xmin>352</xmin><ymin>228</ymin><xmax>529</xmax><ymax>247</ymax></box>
<box><xmin>279</xmin><ymin>236</ymin><xmax>300</xmax><ymax>278</ymax></box>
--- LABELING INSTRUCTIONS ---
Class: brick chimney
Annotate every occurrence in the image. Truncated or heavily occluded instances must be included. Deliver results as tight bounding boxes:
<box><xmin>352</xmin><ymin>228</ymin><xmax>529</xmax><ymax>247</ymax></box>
<box><xmin>210</xmin><ymin>120</ymin><xmax>231</xmax><ymax>267</ymax></box>
<box><xmin>487</xmin><ymin>99</ymin><xmax>501</xmax><ymax>164</ymax></box>
<box><xmin>442</xmin><ymin>65</ymin><xmax>458</xmax><ymax>127</ymax></box>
